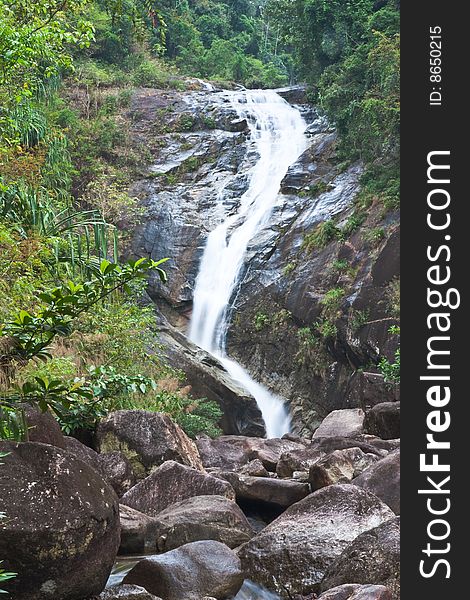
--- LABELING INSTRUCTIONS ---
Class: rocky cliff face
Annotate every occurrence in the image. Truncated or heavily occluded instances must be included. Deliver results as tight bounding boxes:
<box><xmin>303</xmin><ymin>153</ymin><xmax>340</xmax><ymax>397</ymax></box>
<box><xmin>129</xmin><ymin>85</ymin><xmax>399</xmax><ymax>436</ymax></box>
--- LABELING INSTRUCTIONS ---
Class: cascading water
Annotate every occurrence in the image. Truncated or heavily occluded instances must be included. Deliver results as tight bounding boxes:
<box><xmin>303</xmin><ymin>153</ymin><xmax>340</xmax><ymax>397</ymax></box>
<box><xmin>189</xmin><ymin>90</ymin><xmax>308</xmax><ymax>438</ymax></box>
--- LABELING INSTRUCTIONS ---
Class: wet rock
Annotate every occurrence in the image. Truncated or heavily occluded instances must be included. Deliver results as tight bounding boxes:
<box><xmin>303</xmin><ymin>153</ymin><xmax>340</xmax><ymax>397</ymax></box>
<box><xmin>121</xmin><ymin>461</ymin><xmax>235</xmax><ymax>517</ymax></box>
<box><xmin>316</xmin><ymin>584</ymin><xmax>392</xmax><ymax>600</ymax></box>
<box><xmin>321</xmin><ymin>517</ymin><xmax>400</xmax><ymax>600</ymax></box>
<box><xmin>197</xmin><ymin>435</ymin><xmax>305</xmax><ymax>472</ymax></box>
<box><xmin>123</xmin><ymin>540</ymin><xmax>244</xmax><ymax>600</ymax></box>
<box><xmin>98</xmin><ymin>584</ymin><xmax>162</xmax><ymax>599</ymax></box>
<box><xmin>238</xmin><ymin>484</ymin><xmax>394</xmax><ymax>597</ymax></box>
<box><xmin>276</xmin><ymin>86</ymin><xmax>308</xmax><ymax>105</ymax></box>
<box><xmin>364</xmin><ymin>403</ymin><xmax>400</xmax><ymax>440</ymax></box>
<box><xmin>119</xmin><ymin>505</ymin><xmax>158</xmax><ymax>555</ymax></box>
<box><xmin>161</xmin><ymin>329</ymin><xmax>266</xmax><ymax>437</ymax></box>
<box><xmin>96</xmin><ymin>411</ymin><xmax>203</xmax><ymax>479</ymax></box>
<box><xmin>154</xmin><ymin>495</ymin><xmax>254</xmax><ymax>552</ymax></box>
<box><xmin>313</xmin><ymin>409</ymin><xmax>365</xmax><ymax>439</ymax></box>
<box><xmin>228</xmin><ymin>118</ymin><xmax>249</xmax><ymax>132</ymax></box>
<box><xmin>22</xmin><ymin>404</ymin><xmax>65</xmax><ymax>448</ymax></box>
<box><xmin>0</xmin><ymin>441</ymin><xmax>120</xmax><ymax>599</ymax></box>
<box><xmin>216</xmin><ymin>472</ymin><xmax>310</xmax><ymax>508</ymax></box>
<box><xmin>309</xmin><ymin>447</ymin><xmax>380</xmax><ymax>490</ymax></box>
<box><xmin>353</xmin><ymin>450</ymin><xmax>400</xmax><ymax>514</ymax></box>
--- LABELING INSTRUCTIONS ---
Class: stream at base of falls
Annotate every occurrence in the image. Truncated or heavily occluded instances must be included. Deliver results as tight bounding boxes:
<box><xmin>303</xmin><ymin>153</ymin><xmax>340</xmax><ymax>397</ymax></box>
<box><xmin>188</xmin><ymin>89</ymin><xmax>308</xmax><ymax>438</ymax></box>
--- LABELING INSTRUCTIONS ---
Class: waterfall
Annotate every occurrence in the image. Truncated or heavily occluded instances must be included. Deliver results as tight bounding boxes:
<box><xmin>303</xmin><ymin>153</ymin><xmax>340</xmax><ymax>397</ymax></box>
<box><xmin>189</xmin><ymin>90</ymin><xmax>308</xmax><ymax>438</ymax></box>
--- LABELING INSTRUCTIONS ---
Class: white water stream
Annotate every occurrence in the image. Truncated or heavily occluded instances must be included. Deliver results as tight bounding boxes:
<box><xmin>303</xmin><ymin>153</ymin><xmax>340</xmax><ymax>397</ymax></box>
<box><xmin>189</xmin><ymin>90</ymin><xmax>308</xmax><ymax>438</ymax></box>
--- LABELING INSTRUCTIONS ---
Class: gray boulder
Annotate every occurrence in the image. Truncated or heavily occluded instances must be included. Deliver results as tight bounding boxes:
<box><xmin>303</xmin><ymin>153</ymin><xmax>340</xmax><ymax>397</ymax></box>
<box><xmin>309</xmin><ymin>447</ymin><xmax>379</xmax><ymax>490</ymax></box>
<box><xmin>64</xmin><ymin>437</ymin><xmax>136</xmax><ymax>498</ymax></box>
<box><xmin>317</xmin><ymin>584</ymin><xmax>392</xmax><ymax>600</ymax></box>
<box><xmin>96</xmin><ymin>411</ymin><xmax>203</xmax><ymax>479</ymax></box>
<box><xmin>276</xmin><ymin>436</ymin><xmax>384</xmax><ymax>478</ymax></box>
<box><xmin>123</xmin><ymin>540</ymin><xmax>244</xmax><ymax>600</ymax></box>
<box><xmin>154</xmin><ymin>495</ymin><xmax>254</xmax><ymax>552</ymax></box>
<box><xmin>313</xmin><ymin>409</ymin><xmax>365</xmax><ymax>439</ymax></box>
<box><xmin>364</xmin><ymin>403</ymin><xmax>400</xmax><ymax>440</ymax></box>
<box><xmin>119</xmin><ymin>505</ymin><xmax>158</xmax><ymax>554</ymax></box>
<box><xmin>238</xmin><ymin>484</ymin><xmax>394</xmax><ymax>597</ymax></box>
<box><xmin>121</xmin><ymin>461</ymin><xmax>235</xmax><ymax>516</ymax></box>
<box><xmin>321</xmin><ymin>517</ymin><xmax>400</xmax><ymax>600</ymax></box>
<box><xmin>98</xmin><ymin>585</ymin><xmax>162</xmax><ymax>599</ymax></box>
<box><xmin>22</xmin><ymin>405</ymin><xmax>65</xmax><ymax>448</ymax></box>
<box><xmin>216</xmin><ymin>472</ymin><xmax>310</xmax><ymax>508</ymax></box>
<box><xmin>0</xmin><ymin>441</ymin><xmax>120</xmax><ymax>599</ymax></box>
<box><xmin>197</xmin><ymin>435</ymin><xmax>305</xmax><ymax>472</ymax></box>
<box><xmin>353</xmin><ymin>450</ymin><xmax>400</xmax><ymax>514</ymax></box>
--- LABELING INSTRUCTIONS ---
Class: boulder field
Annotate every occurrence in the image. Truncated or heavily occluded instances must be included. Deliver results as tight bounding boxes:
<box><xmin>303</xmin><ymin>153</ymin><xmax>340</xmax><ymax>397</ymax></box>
<box><xmin>0</xmin><ymin>403</ymin><xmax>400</xmax><ymax>600</ymax></box>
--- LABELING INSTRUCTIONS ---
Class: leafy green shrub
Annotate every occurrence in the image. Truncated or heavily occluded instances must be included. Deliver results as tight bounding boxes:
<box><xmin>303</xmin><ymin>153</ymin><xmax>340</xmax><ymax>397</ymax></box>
<box><xmin>342</xmin><ymin>212</ymin><xmax>366</xmax><ymax>237</ymax></box>
<box><xmin>364</xmin><ymin>227</ymin><xmax>386</xmax><ymax>246</ymax></box>
<box><xmin>350</xmin><ymin>309</ymin><xmax>370</xmax><ymax>332</ymax></box>
<box><xmin>303</xmin><ymin>220</ymin><xmax>342</xmax><ymax>252</ymax></box>
<box><xmin>320</xmin><ymin>287</ymin><xmax>345</xmax><ymax>321</ymax></box>
<box><xmin>378</xmin><ymin>348</ymin><xmax>400</xmax><ymax>383</ymax></box>
<box><xmin>296</xmin><ymin>327</ymin><xmax>330</xmax><ymax>374</ymax></box>
<box><xmin>386</xmin><ymin>277</ymin><xmax>400</xmax><ymax>319</ymax></box>
<box><xmin>254</xmin><ymin>312</ymin><xmax>270</xmax><ymax>331</ymax></box>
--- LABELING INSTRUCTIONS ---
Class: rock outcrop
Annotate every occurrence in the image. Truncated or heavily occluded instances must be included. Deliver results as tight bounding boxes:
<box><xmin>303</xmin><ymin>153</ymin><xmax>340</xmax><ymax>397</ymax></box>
<box><xmin>160</xmin><ymin>329</ymin><xmax>266</xmax><ymax>437</ymax></box>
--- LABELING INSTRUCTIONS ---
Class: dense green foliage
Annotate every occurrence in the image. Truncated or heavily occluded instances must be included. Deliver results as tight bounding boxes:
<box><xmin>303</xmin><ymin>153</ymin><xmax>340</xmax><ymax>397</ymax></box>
<box><xmin>266</xmin><ymin>0</ymin><xmax>400</xmax><ymax>166</ymax></box>
<box><xmin>1</xmin><ymin>1</ymin><xmax>400</xmax><ymax>439</ymax></box>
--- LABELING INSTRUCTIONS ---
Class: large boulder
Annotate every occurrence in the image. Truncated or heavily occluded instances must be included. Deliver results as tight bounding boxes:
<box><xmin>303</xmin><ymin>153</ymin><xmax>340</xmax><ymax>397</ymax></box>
<box><xmin>154</xmin><ymin>495</ymin><xmax>254</xmax><ymax>552</ymax></box>
<box><xmin>353</xmin><ymin>450</ymin><xmax>400</xmax><ymax>514</ymax></box>
<box><xmin>22</xmin><ymin>405</ymin><xmax>65</xmax><ymax>448</ymax></box>
<box><xmin>96</xmin><ymin>411</ymin><xmax>203</xmax><ymax>479</ymax></box>
<box><xmin>321</xmin><ymin>517</ymin><xmax>400</xmax><ymax>600</ymax></box>
<box><xmin>313</xmin><ymin>409</ymin><xmax>365</xmax><ymax>439</ymax></box>
<box><xmin>64</xmin><ymin>437</ymin><xmax>136</xmax><ymax>497</ymax></box>
<box><xmin>98</xmin><ymin>585</ymin><xmax>162</xmax><ymax>599</ymax></box>
<box><xmin>316</xmin><ymin>584</ymin><xmax>392</xmax><ymax>600</ymax></box>
<box><xmin>123</xmin><ymin>540</ymin><xmax>244</xmax><ymax>600</ymax></box>
<box><xmin>0</xmin><ymin>441</ymin><xmax>120</xmax><ymax>600</ymax></box>
<box><xmin>309</xmin><ymin>448</ymin><xmax>379</xmax><ymax>490</ymax></box>
<box><xmin>196</xmin><ymin>435</ymin><xmax>305</xmax><ymax>472</ymax></box>
<box><xmin>216</xmin><ymin>472</ymin><xmax>311</xmax><ymax>508</ymax></box>
<box><xmin>119</xmin><ymin>505</ymin><xmax>158</xmax><ymax>554</ymax></box>
<box><xmin>121</xmin><ymin>461</ymin><xmax>235</xmax><ymax>516</ymax></box>
<box><xmin>238</xmin><ymin>484</ymin><xmax>394</xmax><ymax>597</ymax></box>
<box><xmin>363</xmin><ymin>403</ymin><xmax>400</xmax><ymax>440</ymax></box>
